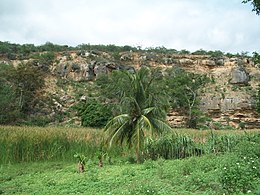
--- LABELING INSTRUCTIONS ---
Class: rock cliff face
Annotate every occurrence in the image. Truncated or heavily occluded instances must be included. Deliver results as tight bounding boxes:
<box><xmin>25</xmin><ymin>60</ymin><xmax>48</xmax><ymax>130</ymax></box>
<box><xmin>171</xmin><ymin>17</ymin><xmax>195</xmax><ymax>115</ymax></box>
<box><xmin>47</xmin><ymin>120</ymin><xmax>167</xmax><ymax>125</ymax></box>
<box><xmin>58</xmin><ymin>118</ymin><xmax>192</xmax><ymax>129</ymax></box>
<box><xmin>6</xmin><ymin>50</ymin><xmax>260</xmax><ymax>128</ymax></box>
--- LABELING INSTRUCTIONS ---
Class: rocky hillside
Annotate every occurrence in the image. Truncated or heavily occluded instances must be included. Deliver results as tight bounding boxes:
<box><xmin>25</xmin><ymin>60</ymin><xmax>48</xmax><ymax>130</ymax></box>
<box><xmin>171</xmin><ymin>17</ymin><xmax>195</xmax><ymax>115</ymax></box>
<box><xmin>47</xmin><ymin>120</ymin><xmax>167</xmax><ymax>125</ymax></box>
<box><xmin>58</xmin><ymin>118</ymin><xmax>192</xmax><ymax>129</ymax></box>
<box><xmin>2</xmin><ymin>49</ymin><xmax>260</xmax><ymax>128</ymax></box>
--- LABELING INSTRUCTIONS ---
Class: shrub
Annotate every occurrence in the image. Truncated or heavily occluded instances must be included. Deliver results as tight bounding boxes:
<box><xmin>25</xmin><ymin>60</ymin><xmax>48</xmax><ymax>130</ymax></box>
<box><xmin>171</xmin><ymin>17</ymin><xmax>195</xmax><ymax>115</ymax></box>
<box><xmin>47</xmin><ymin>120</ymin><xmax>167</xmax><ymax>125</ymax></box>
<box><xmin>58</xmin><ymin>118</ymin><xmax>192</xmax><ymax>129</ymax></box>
<box><xmin>252</xmin><ymin>52</ymin><xmax>260</xmax><ymax>67</ymax></box>
<box><xmin>239</xmin><ymin>122</ymin><xmax>246</xmax><ymax>130</ymax></box>
<box><xmin>74</xmin><ymin>98</ymin><xmax>112</xmax><ymax>128</ymax></box>
<box><xmin>257</xmin><ymin>83</ymin><xmax>260</xmax><ymax>113</ymax></box>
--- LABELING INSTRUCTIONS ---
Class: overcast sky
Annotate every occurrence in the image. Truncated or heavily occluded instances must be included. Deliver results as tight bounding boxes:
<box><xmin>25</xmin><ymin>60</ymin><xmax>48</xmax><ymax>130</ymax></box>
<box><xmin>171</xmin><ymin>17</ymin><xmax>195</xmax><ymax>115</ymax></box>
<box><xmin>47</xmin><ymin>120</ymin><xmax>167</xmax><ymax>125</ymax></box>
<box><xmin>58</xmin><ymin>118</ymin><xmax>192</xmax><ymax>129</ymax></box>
<box><xmin>0</xmin><ymin>0</ymin><xmax>259</xmax><ymax>53</ymax></box>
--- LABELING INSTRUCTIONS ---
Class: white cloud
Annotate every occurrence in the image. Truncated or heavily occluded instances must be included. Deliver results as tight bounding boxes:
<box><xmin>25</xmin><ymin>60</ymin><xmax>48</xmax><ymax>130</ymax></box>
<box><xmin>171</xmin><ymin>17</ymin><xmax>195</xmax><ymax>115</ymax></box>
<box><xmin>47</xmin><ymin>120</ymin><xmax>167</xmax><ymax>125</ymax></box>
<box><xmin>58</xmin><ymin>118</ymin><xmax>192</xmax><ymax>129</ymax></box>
<box><xmin>0</xmin><ymin>0</ymin><xmax>260</xmax><ymax>53</ymax></box>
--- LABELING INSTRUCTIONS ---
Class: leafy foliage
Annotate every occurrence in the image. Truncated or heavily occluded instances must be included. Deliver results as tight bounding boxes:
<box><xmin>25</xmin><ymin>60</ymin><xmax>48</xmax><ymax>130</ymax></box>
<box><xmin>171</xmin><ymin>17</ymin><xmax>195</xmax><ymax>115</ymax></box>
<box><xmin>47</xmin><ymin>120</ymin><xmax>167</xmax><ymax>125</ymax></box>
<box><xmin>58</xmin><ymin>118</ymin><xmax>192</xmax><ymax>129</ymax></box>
<box><xmin>0</xmin><ymin>63</ymin><xmax>21</xmax><ymax>124</ymax></box>
<box><xmin>0</xmin><ymin>40</ymin><xmax>253</xmax><ymax>64</ymax></box>
<box><xmin>165</xmin><ymin>68</ymin><xmax>209</xmax><ymax>128</ymax></box>
<box><xmin>30</xmin><ymin>51</ymin><xmax>55</xmax><ymax>71</ymax></box>
<box><xmin>0</xmin><ymin>41</ymin><xmax>71</xmax><ymax>60</ymax></box>
<box><xmin>220</xmin><ymin>155</ymin><xmax>259</xmax><ymax>193</ymax></box>
<box><xmin>0</xmin><ymin>62</ymin><xmax>47</xmax><ymax>125</ymax></box>
<box><xmin>74</xmin><ymin>153</ymin><xmax>87</xmax><ymax>164</ymax></box>
<box><xmin>192</xmin><ymin>49</ymin><xmax>224</xmax><ymax>57</ymax></box>
<box><xmin>257</xmin><ymin>83</ymin><xmax>260</xmax><ymax>113</ymax></box>
<box><xmin>99</xmin><ymin>67</ymin><xmax>172</xmax><ymax>162</ymax></box>
<box><xmin>74</xmin><ymin>99</ymin><xmax>112</xmax><ymax>128</ymax></box>
<box><xmin>243</xmin><ymin>0</ymin><xmax>260</xmax><ymax>15</ymax></box>
<box><xmin>252</xmin><ymin>51</ymin><xmax>260</xmax><ymax>68</ymax></box>
<box><xmin>11</xmin><ymin>63</ymin><xmax>46</xmax><ymax>114</ymax></box>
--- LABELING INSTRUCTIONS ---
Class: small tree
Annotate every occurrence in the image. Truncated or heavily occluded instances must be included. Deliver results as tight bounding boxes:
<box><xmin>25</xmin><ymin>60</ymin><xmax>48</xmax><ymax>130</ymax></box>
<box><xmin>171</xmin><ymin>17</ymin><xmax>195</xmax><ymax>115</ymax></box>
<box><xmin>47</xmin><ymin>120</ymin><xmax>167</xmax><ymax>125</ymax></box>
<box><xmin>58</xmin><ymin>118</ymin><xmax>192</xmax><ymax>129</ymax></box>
<box><xmin>257</xmin><ymin>83</ymin><xmax>260</xmax><ymax>113</ymax></box>
<box><xmin>165</xmin><ymin>68</ymin><xmax>209</xmax><ymax>128</ymax></box>
<box><xmin>0</xmin><ymin>63</ymin><xmax>21</xmax><ymax>124</ymax></box>
<box><xmin>100</xmin><ymin>67</ymin><xmax>172</xmax><ymax>163</ymax></box>
<box><xmin>11</xmin><ymin>62</ymin><xmax>46</xmax><ymax>114</ymax></box>
<box><xmin>0</xmin><ymin>84</ymin><xmax>20</xmax><ymax>124</ymax></box>
<box><xmin>252</xmin><ymin>52</ymin><xmax>260</xmax><ymax>68</ymax></box>
<box><xmin>74</xmin><ymin>98</ymin><xmax>112</xmax><ymax>128</ymax></box>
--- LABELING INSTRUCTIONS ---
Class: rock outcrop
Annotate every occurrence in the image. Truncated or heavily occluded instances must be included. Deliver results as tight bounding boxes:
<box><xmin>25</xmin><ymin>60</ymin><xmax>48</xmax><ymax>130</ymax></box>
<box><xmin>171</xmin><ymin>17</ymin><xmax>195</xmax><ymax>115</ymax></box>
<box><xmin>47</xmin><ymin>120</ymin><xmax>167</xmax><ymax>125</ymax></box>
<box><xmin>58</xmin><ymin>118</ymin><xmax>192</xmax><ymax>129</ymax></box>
<box><xmin>4</xmin><ymin>50</ymin><xmax>260</xmax><ymax>129</ymax></box>
<box><xmin>46</xmin><ymin>51</ymin><xmax>260</xmax><ymax>128</ymax></box>
<box><xmin>230</xmin><ymin>66</ymin><xmax>249</xmax><ymax>84</ymax></box>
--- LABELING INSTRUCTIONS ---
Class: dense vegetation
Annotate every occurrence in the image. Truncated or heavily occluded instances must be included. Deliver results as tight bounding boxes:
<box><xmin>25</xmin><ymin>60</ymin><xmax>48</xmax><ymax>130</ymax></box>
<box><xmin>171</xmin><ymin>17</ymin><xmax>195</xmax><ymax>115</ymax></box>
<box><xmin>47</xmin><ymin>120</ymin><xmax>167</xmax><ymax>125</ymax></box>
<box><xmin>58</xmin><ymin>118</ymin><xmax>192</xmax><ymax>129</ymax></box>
<box><xmin>0</xmin><ymin>40</ymin><xmax>259</xmax><ymax>193</ymax></box>
<box><xmin>0</xmin><ymin>126</ymin><xmax>259</xmax><ymax>194</ymax></box>
<box><xmin>1</xmin><ymin>40</ymin><xmax>260</xmax><ymax>128</ymax></box>
<box><xmin>0</xmin><ymin>152</ymin><xmax>259</xmax><ymax>194</ymax></box>
<box><xmin>0</xmin><ymin>58</ymin><xmax>211</xmax><ymax>129</ymax></box>
<box><xmin>1</xmin><ymin>126</ymin><xmax>259</xmax><ymax>164</ymax></box>
<box><xmin>1</xmin><ymin>41</ymin><xmax>258</xmax><ymax>61</ymax></box>
<box><xmin>0</xmin><ymin>62</ymin><xmax>49</xmax><ymax>125</ymax></box>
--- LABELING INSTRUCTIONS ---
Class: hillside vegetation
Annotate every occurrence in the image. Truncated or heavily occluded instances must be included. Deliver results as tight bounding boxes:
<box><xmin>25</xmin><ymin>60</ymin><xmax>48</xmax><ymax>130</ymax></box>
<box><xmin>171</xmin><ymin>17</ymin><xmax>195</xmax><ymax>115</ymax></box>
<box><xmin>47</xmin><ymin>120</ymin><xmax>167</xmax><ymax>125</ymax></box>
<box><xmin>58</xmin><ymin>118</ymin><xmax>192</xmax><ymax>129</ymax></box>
<box><xmin>0</xmin><ymin>41</ymin><xmax>259</xmax><ymax>129</ymax></box>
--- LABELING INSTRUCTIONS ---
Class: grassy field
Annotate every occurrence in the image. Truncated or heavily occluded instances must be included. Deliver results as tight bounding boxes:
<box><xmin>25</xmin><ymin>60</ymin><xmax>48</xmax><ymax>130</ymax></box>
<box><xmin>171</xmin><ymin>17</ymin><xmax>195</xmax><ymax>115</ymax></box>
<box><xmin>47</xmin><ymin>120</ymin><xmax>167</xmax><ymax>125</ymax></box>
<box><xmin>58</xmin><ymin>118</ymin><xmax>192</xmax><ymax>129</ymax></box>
<box><xmin>1</xmin><ymin>153</ymin><xmax>258</xmax><ymax>194</ymax></box>
<box><xmin>0</xmin><ymin>126</ymin><xmax>259</xmax><ymax>194</ymax></box>
<box><xmin>0</xmin><ymin>126</ymin><xmax>107</xmax><ymax>164</ymax></box>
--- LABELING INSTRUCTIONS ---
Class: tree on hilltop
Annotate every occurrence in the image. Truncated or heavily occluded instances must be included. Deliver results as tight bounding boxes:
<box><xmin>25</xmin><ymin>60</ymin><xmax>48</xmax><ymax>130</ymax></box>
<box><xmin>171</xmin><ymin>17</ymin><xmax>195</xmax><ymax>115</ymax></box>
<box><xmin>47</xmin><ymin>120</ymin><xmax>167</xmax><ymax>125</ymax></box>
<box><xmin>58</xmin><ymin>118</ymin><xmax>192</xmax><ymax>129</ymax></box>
<box><xmin>242</xmin><ymin>0</ymin><xmax>260</xmax><ymax>15</ymax></box>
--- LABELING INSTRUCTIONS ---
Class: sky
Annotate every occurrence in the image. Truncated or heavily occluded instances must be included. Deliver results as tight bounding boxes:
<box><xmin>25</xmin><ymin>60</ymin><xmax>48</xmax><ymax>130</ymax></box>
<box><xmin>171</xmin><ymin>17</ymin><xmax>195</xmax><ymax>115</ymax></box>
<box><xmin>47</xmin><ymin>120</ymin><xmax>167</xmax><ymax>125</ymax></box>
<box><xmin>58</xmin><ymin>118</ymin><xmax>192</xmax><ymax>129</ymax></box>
<box><xmin>0</xmin><ymin>0</ymin><xmax>260</xmax><ymax>53</ymax></box>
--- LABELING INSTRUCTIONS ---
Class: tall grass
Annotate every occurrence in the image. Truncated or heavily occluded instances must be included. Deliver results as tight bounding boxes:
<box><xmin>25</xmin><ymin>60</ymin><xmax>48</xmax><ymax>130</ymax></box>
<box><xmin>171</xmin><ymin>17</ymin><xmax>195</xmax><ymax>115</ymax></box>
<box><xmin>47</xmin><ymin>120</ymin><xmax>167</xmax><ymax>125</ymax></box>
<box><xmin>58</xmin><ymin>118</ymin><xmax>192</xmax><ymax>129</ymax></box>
<box><xmin>1</xmin><ymin>126</ymin><xmax>259</xmax><ymax>164</ymax></box>
<box><xmin>0</xmin><ymin>126</ymin><xmax>106</xmax><ymax>164</ymax></box>
<box><xmin>144</xmin><ymin>130</ymin><xmax>260</xmax><ymax>160</ymax></box>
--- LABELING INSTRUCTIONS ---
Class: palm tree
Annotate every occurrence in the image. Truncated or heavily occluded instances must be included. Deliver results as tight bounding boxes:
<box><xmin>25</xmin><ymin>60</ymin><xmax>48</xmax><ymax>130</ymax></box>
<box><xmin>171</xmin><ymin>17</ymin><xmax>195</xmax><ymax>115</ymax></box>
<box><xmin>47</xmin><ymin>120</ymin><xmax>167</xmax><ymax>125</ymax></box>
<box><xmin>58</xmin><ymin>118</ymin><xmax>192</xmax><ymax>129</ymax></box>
<box><xmin>103</xmin><ymin>67</ymin><xmax>172</xmax><ymax>163</ymax></box>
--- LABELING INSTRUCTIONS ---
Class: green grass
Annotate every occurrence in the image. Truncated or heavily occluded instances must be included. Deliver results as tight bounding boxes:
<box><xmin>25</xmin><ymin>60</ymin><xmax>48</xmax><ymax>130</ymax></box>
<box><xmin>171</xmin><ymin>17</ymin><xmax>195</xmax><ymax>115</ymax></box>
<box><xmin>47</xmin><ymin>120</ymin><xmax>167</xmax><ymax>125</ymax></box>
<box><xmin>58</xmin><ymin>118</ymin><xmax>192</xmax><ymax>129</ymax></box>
<box><xmin>0</xmin><ymin>126</ymin><xmax>259</xmax><ymax>194</ymax></box>
<box><xmin>0</xmin><ymin>154</ymin><xmax>235</xmax><ymax>194</ymax></box>
<box><xmin>1</xmin><ymin>153</ymin><xmax>259</xmax><ymax>194</ymax></box>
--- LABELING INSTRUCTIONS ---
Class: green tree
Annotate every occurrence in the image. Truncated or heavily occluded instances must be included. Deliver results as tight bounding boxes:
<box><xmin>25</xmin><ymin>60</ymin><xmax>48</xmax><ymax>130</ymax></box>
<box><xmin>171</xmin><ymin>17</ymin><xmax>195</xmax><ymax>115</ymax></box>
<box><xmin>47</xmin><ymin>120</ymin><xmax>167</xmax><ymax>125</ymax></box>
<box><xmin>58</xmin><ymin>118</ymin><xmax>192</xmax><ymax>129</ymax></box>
<box><xmin>75</xmin><ymin>98</ymin><xmax>112</xmax><ymax>128</ymax></box>
<box><xmin>257</xmin><ymin>83</ymin><xmax>260</xmax><ymax>113</ymax></box>
<box><xmin>11</xmin><ymin>63</ymin><xmax>46</xmax><ymax>114</ymax></box>
<box><xmin>242</xmin><ymin>0</ymin><xmax>260</xmax><ymax>15</ymax></box>
<box><xmin>0</xmin><ymin>63</ymin><xmax>21</xmax><ymax>124</ymax></box>
<box><xmin>252</xmin><ymin>52</ymin><xmax>260</xmax><ymax>68</ymax></box>
<box><xmin>100</xmin><ymin>67</ymin><xmax>172</xmax><ymax>163</ymax></box>
<box><xmin>165</xmin><ymin>68</ymin><xmax>209</xmax><ymax>128</ymax></box>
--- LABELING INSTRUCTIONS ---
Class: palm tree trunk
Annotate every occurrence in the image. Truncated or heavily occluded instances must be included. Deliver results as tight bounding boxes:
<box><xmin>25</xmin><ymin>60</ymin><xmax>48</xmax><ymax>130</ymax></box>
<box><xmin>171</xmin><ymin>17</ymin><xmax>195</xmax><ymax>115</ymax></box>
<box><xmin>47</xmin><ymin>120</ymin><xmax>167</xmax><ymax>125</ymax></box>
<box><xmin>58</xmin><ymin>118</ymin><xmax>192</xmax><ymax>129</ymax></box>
<box><xmin>136</xmin><ymin>127</ymin><xmax>142</xmax><ymax>163</ymax></box>
<box><xmin>136</xmin><ymin>148</ymin><xmax>141</xmax><ymax>164</ymax></box>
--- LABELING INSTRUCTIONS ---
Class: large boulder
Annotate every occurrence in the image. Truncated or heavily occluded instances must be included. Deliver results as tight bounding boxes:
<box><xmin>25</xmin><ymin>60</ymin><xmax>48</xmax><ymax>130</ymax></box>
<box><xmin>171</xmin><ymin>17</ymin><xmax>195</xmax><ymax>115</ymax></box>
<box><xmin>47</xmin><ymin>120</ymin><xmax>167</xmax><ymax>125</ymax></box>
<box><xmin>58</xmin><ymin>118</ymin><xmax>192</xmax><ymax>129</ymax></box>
<box><xmin>81</xmin><ymin>63</ymin><xmax>95</xmax><ymax>81</ymax></box>
<box><xmin>230</xmin><ymin>66</ymin><xmax>249</xmax><ymax>84</ymax></box>
<box><xmin>93</xmin><ymin>61</ymin><xmax>119</xmax><ymax>78</ymax></box>
<box><xmin>215</xmin><ymin>58</ymin><xmax>224</xmax><ymax>66</ymax></box>
<box><xmin>56</xmin><ymin>62</ymin><xmax>95</xmax><ymax>81</ymax></box>
<box><xmin>179</xmin><ymin>58</ymin><xmax>194</xmax><ymax>65</ymax></box>
<box><xmin>201</xmin><ymin>59</ymin><xmax>216</xmax><ymax>66</ymax></box>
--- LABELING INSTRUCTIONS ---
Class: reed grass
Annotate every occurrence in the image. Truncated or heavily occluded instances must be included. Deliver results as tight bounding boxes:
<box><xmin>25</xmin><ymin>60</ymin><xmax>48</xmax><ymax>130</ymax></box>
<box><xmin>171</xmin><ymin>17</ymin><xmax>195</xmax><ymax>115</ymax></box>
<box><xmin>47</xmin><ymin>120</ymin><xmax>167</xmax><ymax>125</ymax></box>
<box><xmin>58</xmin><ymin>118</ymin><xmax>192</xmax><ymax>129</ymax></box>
<box><xmin>0</xmin><ymin>126</ymin><xmax>105</xmax><ymax>164</ymax></box>
<box><xmin>144</xmin><ymin>129</ymin><xmax>260</xmax><ymax>160</ymax></box>
<box><xmin>1</xmin><ymin>126</ymin><xmax>259</xmax><ymax>164</ymax></box>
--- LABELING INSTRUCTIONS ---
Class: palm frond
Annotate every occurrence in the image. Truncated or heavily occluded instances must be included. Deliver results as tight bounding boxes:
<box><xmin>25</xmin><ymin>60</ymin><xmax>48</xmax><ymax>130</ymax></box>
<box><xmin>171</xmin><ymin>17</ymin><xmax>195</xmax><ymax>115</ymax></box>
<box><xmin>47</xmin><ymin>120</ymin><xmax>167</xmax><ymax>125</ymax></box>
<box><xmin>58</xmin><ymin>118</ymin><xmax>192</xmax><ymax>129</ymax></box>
<box><xmin>108</xmin><ymin>121</ymin><xmax>129</xmax><ymax>147</ymax></box>
<box><xmin>139</xmin><ymin>115</ymin><xmax>153</xmax><ymax>132</ymax></box>
<box><xmin>104</xmin><ymin>114</ymin><xmax>131</xmax><ymax>147</ymax></box>
<box><xmin>104</xmin><ymin>114</ymin><xmax>129</xmax><ymax>131</ymax></box>
<box><xmin>150</xmin><ymin>118</ymin><xmax>172</xmax><ymax>135</ymax></box>
<box><xmin>142</xmin><ymin>107</ymin><xmax>155</xmax><ymax>115</ymax></box>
